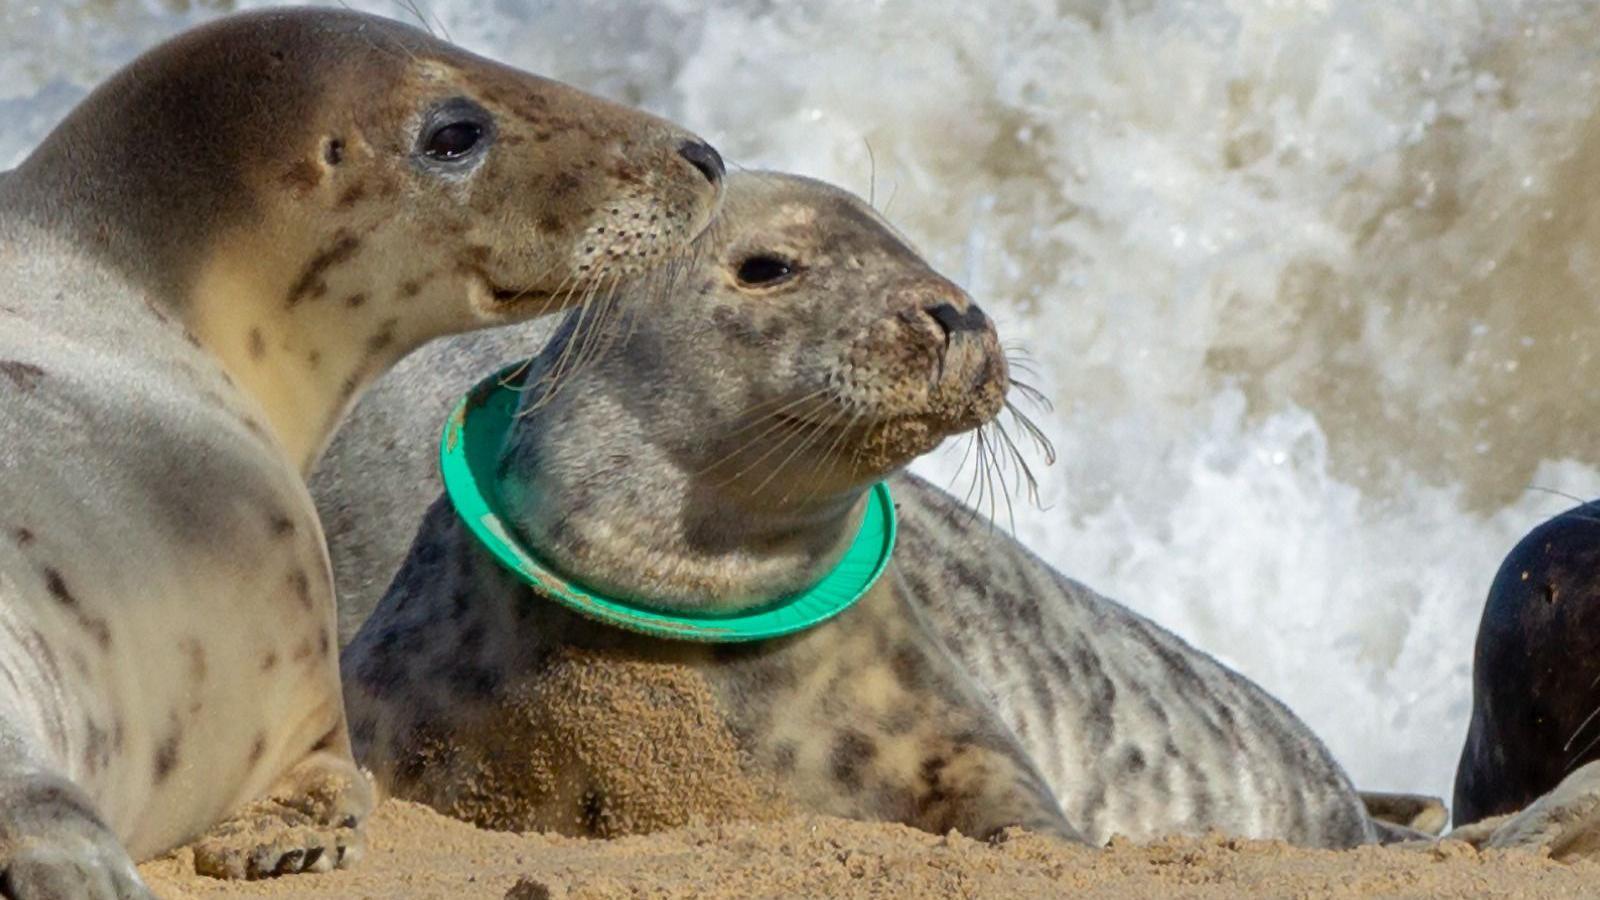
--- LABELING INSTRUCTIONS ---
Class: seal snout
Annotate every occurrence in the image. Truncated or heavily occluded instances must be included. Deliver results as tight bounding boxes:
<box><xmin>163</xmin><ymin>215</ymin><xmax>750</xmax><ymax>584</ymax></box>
<box><xmin>678</xmin><ymin>140</ymin><xmax>726</xmax><ymax>186</ymax></box>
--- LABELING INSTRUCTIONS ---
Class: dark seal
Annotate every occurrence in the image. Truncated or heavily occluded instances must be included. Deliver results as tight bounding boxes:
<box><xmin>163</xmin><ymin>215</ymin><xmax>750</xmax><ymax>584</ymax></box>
<box><xmin>1454</xmin><ymin>500</ymin><xmax>1600</xmax><ymax>826</ymax></box>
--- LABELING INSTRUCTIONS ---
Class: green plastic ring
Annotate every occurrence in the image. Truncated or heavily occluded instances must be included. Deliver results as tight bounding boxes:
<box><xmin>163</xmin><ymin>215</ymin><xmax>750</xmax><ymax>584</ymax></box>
<box><xmin>440</xmin><ymin>363</ymin><xmax>897</xmax><ymax>643</ymax></box>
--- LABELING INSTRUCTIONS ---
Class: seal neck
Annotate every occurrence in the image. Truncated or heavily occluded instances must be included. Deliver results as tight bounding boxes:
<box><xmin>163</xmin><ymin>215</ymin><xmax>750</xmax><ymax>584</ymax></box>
<box><xmin>493</xmin><ymin>352</ymin><xmax>880</xmax><ymax>614</ymax></box>
<box><xmin>183</xmin><ymin>236</ymin><xmax>454</xmax><ymax>472</ymax></box>
<box><xmin>443</xmin><ymin>363</ymin><xmax>897</xmax><ymax>642</ymax></box>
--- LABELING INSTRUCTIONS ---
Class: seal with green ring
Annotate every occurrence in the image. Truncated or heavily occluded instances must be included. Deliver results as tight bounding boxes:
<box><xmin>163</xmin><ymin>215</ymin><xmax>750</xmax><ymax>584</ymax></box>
<box><xmin>440</xmin><ymin>363</ymin><xmax>897</xmax><ymax>643</ymax></box>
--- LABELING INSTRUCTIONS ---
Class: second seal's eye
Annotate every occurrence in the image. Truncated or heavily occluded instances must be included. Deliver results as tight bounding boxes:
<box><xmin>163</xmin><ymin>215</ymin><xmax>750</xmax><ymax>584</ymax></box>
<box><xmin>424</xmin><ymin>122</ymin><xmax>484</xmax><ymax>161</ymax></box>
<box><xmin>736</xmin><ymin>255</ymin><xmax>795</xmax><ymax>287</ymax></box>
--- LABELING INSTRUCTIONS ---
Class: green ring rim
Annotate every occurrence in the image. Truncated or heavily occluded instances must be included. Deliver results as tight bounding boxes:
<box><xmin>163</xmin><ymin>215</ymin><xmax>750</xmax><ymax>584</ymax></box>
<box><xmin>439</xmin><ymin>363</ymin><xmax>897</xmax><ymax>643</ymax></box>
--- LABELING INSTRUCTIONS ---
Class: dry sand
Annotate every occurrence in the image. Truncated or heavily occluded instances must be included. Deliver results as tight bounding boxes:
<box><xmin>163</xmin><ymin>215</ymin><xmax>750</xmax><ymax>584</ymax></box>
<box><xmin>138</xmin><ymin>800</ymin><xmax>1600</xmax><ymax>899</ymax></box>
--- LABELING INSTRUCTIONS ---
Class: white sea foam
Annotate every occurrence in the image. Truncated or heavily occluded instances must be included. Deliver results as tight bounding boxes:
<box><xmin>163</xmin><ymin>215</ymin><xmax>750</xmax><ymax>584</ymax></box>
<box><xmin>5</xmin><ymin>0</ymin><xmax>1599</xmax><ymax>805</ymax></box>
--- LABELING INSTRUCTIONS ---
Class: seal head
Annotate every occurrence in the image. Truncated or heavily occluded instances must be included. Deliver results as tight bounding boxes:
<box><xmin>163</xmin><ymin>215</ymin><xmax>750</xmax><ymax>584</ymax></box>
<box><xmin>495</xmin><ymin>173</ymin><xmax>1005</xmax><ymax>611</ymax></box>
<box><xmin>2</xmin><ymin>7</ymin><xmax>723</xmax><ymax>468</ymax></box>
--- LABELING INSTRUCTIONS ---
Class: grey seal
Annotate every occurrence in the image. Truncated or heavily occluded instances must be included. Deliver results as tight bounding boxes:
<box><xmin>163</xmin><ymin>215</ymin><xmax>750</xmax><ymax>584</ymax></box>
<box><xmin>0</xmin><ymin>7</ymin><xmax>721</xmax><ymax>897</ymax></box>
<box><xmin>335</xmin><ymin>172</ymin><xmax>1385</xmax><ymax>848</ymax></box>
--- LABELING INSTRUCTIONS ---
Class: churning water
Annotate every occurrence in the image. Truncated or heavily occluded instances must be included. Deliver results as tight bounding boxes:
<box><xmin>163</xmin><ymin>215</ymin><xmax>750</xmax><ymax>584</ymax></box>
<box><xmin>6</xmin><ymin>0</ymin><xmax>1600</xmax><ymax>805</ymax></box>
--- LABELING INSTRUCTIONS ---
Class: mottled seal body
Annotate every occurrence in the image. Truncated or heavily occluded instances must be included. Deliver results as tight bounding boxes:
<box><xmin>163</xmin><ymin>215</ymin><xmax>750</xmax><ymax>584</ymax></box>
<box><xmin>339</xmin><ymin>173</ymin><xmax>1375</xmax><ymax>848</ymax></box>
<box><xmin>1454</xmin><ymin>501</ymin><xmax>1600</xmax><ymax>827</ymax></box>
<box><xmin>0</xmin><ymin>7</ymin><xmax>720</xmax><ymax>897</ymax></box>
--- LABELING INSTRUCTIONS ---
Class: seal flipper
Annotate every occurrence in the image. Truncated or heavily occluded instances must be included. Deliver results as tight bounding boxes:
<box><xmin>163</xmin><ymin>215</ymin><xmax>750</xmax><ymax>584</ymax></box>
<box><xmin>189</xmin><ymin>740</ymin><xmax>373</xmax><ymax>880</ymax></box>
<box><xmin>1447</xmin><ymin>759</ymin><xmax>1600</xmax><ymax>861</ymax></box>
<box><xmin>1359</xmin><ymin>790</ymin><xmax>1448</xmax><ymax>837</ymax></box>
<box><xmin>0</xmin><ymin>768</ymin><xmax>152</xmax><ymax>900</ymax></box>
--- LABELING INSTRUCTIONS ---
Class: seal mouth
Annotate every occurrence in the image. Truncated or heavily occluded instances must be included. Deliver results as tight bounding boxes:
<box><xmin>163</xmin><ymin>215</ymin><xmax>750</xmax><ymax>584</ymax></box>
<box><xmin>465</xmin><ymin>272</ymin><xmax>557</xmax><ymax>319</ymax></box>
<box><xmin>491</xmin><ymin>286</ymin><xmax>551</xmax><ymax>305</ymax></box>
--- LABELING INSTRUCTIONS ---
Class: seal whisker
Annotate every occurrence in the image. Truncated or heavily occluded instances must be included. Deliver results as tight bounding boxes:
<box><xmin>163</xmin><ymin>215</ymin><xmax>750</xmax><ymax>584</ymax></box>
<box><xmin>1006</xmin><ymin>376</ymin><xmax>1054</xmax><ymax>415</ymax></box>
<box><xmin>552</xmin><ymin>268</ymin><xmax>626</xmax><ymax>398</ymax></box>
<box><xmin>981</xmin><ymin>423</ymin><xmax>1020</xmax><ymax>534</ymax></box>
<box><xmin>530</xmin><ymin>265</ymin><xmax>614</xmax><ymax>409</ymax></box>
<box><xmin>389</xmin><ymin>0</ymin><xmax>437</xmax><ymax>38</ymax></box>
<box><xmin>1003</xmin><ymin>398</ymin><xmax>1057</xmax><ymax>467</ymax></box>
<box><xmin>802</xmin><ymin>410</ymin><xmax>866</xmax><ymax>505</ymax></box>
<box><xmin>773</xmin><ymin>407</ymin><xmax>854</xmax><ymax>503</ymax></box>
<box><xmin>1566</xmin><ymin>726</ymin><xmax>1600</xmax><ymax>773</ymax></box>
<box><xmin>991</xmin><ymin>417</ymin><xmax>1041</xmax><ymax>512</ymax></box>
<box><xmin>864</xmin><ymin>139</ymin><xmax>878</xmax><ymax>210</ymax></box>
<box><xmin>706</xmin><ymin>403</ymin><xmax>834</xmax><ymax>488</ymax></box>
<box><xmin>697</xmin><ymin>390</ymin><xmax>836</xmax><ymax>447</ymax></box>
<box><xmin>1524</xmin><ymin>485</ymin><xmax>1600</xmax><ymax>517</ymax></box>
<box><xmin>758</xmin><ymin>416</ymin><xmax>833</xmax><ymax>499</ymax></box>
<box><xmin>711</xmin><ymin>418</ymin><xmax>815</xmax><ymax>489</ymax></box>
<box><xmin>1563</xmin><ymin>703</ymin><xmax>1600</xmax><ymax>754</ymax></box>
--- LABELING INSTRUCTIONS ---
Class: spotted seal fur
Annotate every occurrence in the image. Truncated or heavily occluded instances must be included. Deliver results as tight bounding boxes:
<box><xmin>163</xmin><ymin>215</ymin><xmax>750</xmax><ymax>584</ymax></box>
<box><xmin>337</xmin><ymin>172</ymin><xmax>1387</xmax><ymax>848</ymax></box>
<box><xmin>0</xmin><ymin>8</ymin><xmax>721</xmax><ymax>897</ymax></box>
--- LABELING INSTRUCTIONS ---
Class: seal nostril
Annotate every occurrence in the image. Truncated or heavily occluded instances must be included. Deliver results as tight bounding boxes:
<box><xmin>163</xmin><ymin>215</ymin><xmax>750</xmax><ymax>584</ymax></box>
<box><xmin>925</xmin><ymin>303</ymin><xmax>986</xmax><ymax>342</ymax></box>
<box><xmin>678</xmin><ymin>140</ymin><xmax>725</xmax><ymax>185</ymax></box>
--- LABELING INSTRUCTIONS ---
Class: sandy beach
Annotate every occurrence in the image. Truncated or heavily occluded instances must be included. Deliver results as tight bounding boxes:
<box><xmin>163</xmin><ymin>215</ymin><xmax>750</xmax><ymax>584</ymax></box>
<box><xmin>137</xmin><ymin>801</ymin><xmax>1600</xmax><ymax>899</ymax></box>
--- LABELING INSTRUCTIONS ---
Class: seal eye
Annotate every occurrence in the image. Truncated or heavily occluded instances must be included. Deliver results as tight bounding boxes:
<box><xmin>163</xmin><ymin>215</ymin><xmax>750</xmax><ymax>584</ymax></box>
<box><xmin>736</xmin><ymin>255</ymin><xmax>795</xmax><ymax>287</ymax></box>
<box><xmin>415</xmin><ymin>98</ymin><xmax>495</xmax><ymax>169</ymax></box>
<box><xmin>424</xmin><ymin>122</ymin><xmax>484</xmax><ymax>161</ymax></box>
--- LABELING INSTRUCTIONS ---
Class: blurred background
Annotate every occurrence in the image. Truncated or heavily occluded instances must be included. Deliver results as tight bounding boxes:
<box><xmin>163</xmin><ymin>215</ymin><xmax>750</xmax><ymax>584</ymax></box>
<box><xmin>8</xmin><ymin>0</ymin><xmax>1600</xmax><ymax>804</ymax></box>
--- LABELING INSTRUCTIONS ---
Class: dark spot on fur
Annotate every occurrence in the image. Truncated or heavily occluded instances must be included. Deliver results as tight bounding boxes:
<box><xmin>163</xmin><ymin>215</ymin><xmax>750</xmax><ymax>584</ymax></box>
<box><xmin>550</xmin><ymin>172</ymin><xmax>582</xmax><ymax>197</ymax></box>
<box><xmin>81</xmin><ymin>618</ymin><xmax>110</xmax><ymax>650</ymax></box>
<box><xmin>830</xmin><ymin>729</ymin><xmax>877</xmax><ymax>790</ymax></box>
<box><xmin>711</xmin><ymin>306</ymin><xmax>765</xmax><ymax>346</ymax></box>
<box><xmin>344</xmin><ymin>293</ymin><xmax>368</xmax><ymax>309</ymax></box>
<box><xmin>1124</xmin><ymin>747</ymin><xmax>1147</xmax><ymax>774</ymax></box>
<box><xmin>268</xmin><ymin>513</ymin><xmax>294</xmax><ymax>538</ymax></box>
<box><xmin>288</xmin><ymin>570</ymin><xmax>313</xmax><ymax>611</ymax></box>
<box><xmin>318</xmin><ymin>629</ymin><xmax>331</xmax><ymax>658</ymax></box>
<box><xmin>307</xmin><ymin>349</ymin><xmax>322</xmax><ymax>369</ymax></box>
<box><xmin>247</xmin><ymin>327</ymin><xmax>266</xmax><ymax>360</ymax></box>
<box><xmin>915</xmin><ymin>753</ymin><xmax>955</xmax><ymax>826</ymax></box>
<box><xmin>286</xmin><ymin>232</ymin><xmax>361</xmax><ymax>307</ymax></box>
<box><xmin>240</xmin><ymin>416</ymin><xmax>271</xmax><ymax>443</ymax></box>
<box><xmin>0</xmin><ymin>361</ymin><xmax>45</xmax><ymax>391</ymax></box>
<box><xmin>43</xmin><ymin>567</ymin><xmax>76</xmax><ymax>608</ymax></box>
<box><xmin>324</xmin><ymin>138</ymin><xmax>344</xmax><ymax>166</ymax></box>
<box><xmin>400</xmin><ymin>280</ymin><xmax>421</xmax><ymax>299</ymax></box>
<box><xmin>261</xmin><ymin>651</ymin><xmax>279</xmax><ymax>672</ymax></box>
<box><xmin>337</xmin><ymin>183</ymin><xmax>367</xmax><ymax>208</ymax></box>
<box><xmin>153</xmin><ymin>729</ymin><xmax>181</xmax><ymax>783</ymax></box>
<box><xmin>366</xmin><ymin>318</ymin><xmax>399</xmax><ymax>354</ymax></box>
<box><xmin>181</xmin><ymin>637</ymin><xmax>206</xmax><ymax>682</ymax></box>
<box><xmin>773</xmin><ymin>742</ymin><xmax>798</xmax><ymax>774</ymax></box>
<box><xmin>281</xmin><ymin>158</ymin><xmax>321</xmax><ymax>191</ymax></box>
<box><xmin>293</xmin><ymin>638</ymin><xmax>315</xmax><ymax>661</ymax></box>
<box><xmin>248</xmin><ymin>733</ymin><xmax>267</xmax><ymax>767</ymax></box>
<box><xmin>889</xmin><ymin>645</ymin><xmax>924</xmax><ymax>691</ymax></box>
<box><xmin>12</xmin><ymin>527</ymin><xmax>33</xmax><ymax>547</ymax></box>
